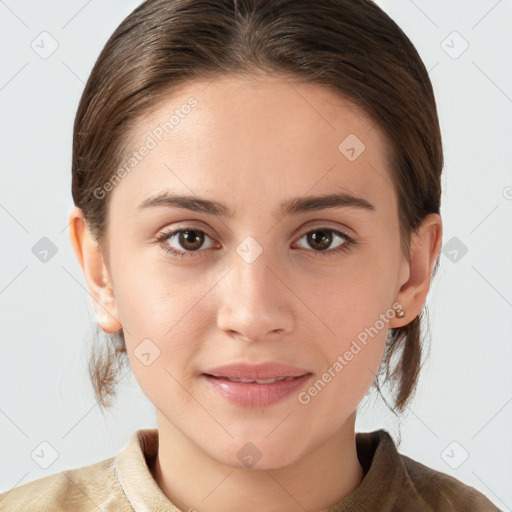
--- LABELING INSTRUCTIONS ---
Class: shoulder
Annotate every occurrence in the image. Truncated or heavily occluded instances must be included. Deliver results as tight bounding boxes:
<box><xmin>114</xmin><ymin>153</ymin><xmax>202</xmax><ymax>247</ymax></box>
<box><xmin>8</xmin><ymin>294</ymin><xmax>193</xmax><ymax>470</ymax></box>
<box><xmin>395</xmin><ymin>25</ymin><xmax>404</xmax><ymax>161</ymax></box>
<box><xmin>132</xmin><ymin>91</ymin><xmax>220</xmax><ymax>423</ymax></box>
<box><xmin>398</xmin><ymin>450</ymin><xmax>501</xmax><ymax>511</ymax></box>
<box><xmin>0</xmin><ymin>455</ymin><xmax>131</xmax><ymax>512</ymax></box>
<box><xmin>356</xmin><ymin>429</ymin><xmax>501</xmax><ymax>511</ymax></box>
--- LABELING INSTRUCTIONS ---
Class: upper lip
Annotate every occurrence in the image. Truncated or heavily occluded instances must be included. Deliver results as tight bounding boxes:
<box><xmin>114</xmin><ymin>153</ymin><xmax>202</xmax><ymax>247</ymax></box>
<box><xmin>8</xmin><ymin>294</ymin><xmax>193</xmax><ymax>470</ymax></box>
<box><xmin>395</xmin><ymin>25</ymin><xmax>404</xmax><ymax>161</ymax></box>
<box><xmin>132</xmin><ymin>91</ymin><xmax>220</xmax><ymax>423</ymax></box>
<box><xmin>204</xmin><ymin>363</ymin><xmax>311</xmax><ymax>380</ymax></box>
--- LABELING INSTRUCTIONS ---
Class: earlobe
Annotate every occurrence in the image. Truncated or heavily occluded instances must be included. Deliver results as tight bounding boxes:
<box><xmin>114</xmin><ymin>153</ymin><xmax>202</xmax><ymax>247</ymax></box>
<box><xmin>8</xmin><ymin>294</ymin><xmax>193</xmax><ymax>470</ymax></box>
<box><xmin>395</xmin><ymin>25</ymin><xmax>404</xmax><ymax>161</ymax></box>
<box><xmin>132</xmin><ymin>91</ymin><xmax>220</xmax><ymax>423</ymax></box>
<box><xmin>389</xmin><ymin>213</ymin><xmax>443</xmax><ymax>328</ymax></box>
<box><xmin>68</xmin><ymin>206</ymin><xmax>122</xmax><ymax>333</ymax></box>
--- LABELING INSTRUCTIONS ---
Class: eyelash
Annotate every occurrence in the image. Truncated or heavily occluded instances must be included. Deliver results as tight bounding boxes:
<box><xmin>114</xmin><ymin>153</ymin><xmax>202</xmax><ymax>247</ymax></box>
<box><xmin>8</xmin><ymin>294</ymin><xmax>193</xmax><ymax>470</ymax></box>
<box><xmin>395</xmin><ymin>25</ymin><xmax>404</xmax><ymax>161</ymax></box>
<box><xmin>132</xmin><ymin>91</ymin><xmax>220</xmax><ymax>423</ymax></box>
<box><xmin>153</xmin><ymin>226</ymin><xmax>357</xmax><ymax>259</ymax></box>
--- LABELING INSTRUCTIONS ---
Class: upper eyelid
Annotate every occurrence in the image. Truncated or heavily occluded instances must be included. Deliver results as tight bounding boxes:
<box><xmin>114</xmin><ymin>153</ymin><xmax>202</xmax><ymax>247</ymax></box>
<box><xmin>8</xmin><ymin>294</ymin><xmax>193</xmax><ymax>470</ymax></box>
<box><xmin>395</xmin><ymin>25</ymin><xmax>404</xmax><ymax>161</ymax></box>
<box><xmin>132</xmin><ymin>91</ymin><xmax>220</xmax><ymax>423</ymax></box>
<box><xmin>161</xmin><ymin>218</ymin><xmax>354</xmax><ymax>237</ymax></box>
<box><xmin>160</xmin><ymin>225</ymin><xmax>216</xmax><ymax>243</ymax></box>
<box><xmin>292</xmin><ymin>228</ymin><xmax>352</xmax><ymax>249</ymax></box>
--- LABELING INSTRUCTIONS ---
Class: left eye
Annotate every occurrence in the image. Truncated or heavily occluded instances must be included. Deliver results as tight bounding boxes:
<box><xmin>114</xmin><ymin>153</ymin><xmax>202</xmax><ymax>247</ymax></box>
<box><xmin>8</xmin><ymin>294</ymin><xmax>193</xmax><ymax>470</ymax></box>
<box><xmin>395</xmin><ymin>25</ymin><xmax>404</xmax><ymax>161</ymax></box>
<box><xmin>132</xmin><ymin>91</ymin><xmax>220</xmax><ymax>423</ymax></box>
<box><xmin>293</xmin><ymin>228</ymin><xmax>351</xmax><ymax>253</ymax></box>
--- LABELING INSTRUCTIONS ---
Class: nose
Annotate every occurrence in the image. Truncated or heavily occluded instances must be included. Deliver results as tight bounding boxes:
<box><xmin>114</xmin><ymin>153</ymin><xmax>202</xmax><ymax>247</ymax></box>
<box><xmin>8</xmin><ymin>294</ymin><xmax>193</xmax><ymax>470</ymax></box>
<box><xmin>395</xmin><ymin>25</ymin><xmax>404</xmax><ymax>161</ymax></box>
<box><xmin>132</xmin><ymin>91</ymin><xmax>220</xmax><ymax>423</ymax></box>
<box><xmin>216</xmin><ymin>245</ymin><xmax>294</xmax><ymax>342</ymax></box>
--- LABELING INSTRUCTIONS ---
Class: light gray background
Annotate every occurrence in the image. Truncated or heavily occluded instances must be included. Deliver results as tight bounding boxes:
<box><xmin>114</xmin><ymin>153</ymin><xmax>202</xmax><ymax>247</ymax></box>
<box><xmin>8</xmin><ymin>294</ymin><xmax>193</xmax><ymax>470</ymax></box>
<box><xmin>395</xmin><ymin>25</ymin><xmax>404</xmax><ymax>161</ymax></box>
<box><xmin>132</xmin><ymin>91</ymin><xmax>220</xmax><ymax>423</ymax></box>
<box><xmin>0</xmin><ymin>0</ymin><xmax>510</xmax><ymax>509</ymax></box>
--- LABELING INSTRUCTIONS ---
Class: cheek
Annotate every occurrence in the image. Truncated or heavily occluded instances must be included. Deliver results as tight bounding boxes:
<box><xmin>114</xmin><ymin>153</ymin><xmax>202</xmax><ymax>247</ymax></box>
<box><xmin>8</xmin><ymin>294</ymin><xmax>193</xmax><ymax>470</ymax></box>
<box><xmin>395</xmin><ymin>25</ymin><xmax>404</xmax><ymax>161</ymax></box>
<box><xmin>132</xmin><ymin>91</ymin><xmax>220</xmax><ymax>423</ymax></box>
<box><xmin>302</xmin><ymin>253</ymin><xmax>397</xmax><ymax>342</ymax></box>
<box><xmin>110</xmin><ymin>251</ymin><xmax>216</xmax><ymax>384</ymax></box>
<box><xmin>111</xmin><ymin>244</ymin><xmax>209</xmax><ymax>336</ymax></box>
<box><xmin>297</xmin><ymin>250</ymin><xmax>397</xmax><ymax>397</ymax></box>
<box><xmin>298</xmin><ymin>291</ymin><xmax>390</xmax><ymax>419</ymax></box>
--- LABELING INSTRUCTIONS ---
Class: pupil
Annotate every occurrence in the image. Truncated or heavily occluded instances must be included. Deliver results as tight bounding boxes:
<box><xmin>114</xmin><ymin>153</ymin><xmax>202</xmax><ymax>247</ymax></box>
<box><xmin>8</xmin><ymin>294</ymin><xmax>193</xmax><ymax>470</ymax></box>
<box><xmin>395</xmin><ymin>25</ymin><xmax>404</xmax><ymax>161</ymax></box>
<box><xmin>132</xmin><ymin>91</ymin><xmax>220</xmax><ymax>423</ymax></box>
<box><xmin>180</xmin><ymin>230</ymin><xmax>204</xmax><ymax>251</ymax></box>
<box><xmin>309</xmin><ymin>230</ymin><xmax>331</xmax><ymax>250</ymax></box>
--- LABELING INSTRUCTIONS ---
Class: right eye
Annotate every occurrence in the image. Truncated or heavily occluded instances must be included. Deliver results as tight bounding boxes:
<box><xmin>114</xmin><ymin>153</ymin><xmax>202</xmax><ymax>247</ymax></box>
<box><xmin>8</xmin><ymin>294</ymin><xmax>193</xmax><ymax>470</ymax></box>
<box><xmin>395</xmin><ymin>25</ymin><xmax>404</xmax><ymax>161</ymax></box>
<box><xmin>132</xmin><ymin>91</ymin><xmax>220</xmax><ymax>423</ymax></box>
<box><xmin>154</xmin><ymin>228</ymin><xmax>217</xmax><ymax>258</ymax></box>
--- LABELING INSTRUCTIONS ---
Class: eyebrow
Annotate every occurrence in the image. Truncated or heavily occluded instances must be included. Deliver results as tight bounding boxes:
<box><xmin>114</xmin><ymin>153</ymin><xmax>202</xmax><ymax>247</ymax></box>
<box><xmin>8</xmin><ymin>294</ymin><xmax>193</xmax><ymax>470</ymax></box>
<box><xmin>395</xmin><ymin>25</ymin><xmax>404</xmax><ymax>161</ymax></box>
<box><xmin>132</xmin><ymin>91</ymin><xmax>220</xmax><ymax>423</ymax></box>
<box><xmin>137</xmin><ymin>191</ymin><xmax>375</xmax><ymax>217</ymax></box>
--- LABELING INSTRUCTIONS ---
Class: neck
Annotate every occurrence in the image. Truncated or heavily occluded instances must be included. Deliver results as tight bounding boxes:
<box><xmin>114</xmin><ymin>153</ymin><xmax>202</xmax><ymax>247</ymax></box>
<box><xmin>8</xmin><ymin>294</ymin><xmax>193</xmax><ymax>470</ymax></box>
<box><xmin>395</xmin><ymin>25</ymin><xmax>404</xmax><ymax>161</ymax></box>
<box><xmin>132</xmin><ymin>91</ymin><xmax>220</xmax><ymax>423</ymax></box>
<box><xmin>150</xmin><ymin>412</ymin><xmax>364</xmax><ymax>512</ymax></box>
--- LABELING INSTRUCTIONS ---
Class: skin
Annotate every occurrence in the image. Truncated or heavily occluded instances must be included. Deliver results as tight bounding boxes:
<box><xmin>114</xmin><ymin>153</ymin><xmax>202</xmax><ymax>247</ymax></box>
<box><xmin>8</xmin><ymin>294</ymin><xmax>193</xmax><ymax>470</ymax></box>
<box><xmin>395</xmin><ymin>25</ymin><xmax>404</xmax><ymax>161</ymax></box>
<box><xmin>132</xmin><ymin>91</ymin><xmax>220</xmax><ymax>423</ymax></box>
<box><xmin>69</xmin><ymin>73</ymin><xmax>442</xmax><ymax>512</ymax></box>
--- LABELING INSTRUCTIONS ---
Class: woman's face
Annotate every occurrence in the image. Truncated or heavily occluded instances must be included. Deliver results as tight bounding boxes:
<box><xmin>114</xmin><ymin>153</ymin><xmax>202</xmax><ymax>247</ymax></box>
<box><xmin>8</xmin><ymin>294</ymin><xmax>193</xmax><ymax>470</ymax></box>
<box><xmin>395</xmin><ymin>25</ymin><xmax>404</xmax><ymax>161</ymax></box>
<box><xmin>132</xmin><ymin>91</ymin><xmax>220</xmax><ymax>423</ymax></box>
<box><xmin>103</xmin><ymin>73</ymin><xmax>411</xmax><ymax>468</ymax></box>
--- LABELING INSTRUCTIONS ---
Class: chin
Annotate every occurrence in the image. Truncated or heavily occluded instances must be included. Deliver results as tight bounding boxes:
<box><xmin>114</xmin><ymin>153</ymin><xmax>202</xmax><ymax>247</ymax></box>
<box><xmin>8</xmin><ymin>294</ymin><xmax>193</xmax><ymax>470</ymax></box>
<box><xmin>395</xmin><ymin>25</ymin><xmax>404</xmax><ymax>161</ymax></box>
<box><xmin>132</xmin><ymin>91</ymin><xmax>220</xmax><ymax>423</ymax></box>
<box><xmin>205</xmin><ymin>436</ymin><xmax>304</xmax><ymax>471</ymax></box>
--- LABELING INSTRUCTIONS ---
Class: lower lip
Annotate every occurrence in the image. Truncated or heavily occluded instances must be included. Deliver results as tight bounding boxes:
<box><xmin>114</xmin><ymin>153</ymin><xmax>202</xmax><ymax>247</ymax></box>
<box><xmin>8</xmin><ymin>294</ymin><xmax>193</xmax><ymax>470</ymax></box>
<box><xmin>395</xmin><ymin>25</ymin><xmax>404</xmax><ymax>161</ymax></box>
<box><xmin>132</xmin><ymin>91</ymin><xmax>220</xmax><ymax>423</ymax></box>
<box><xmin>202</xmin><ymin>374</ymin><xmax>313</xmax><ymax>407</ymax></box>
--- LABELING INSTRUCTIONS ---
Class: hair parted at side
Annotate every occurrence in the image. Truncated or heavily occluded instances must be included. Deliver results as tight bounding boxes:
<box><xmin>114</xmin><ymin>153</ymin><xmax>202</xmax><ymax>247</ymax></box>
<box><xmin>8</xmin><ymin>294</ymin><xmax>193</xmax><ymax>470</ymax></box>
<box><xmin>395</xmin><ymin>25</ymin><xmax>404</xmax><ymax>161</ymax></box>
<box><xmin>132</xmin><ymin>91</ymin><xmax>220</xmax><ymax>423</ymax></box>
<box><xmin>72</xmin><ymin>0</ymin><xmax>443</xmax><ymax>413</ymax></box>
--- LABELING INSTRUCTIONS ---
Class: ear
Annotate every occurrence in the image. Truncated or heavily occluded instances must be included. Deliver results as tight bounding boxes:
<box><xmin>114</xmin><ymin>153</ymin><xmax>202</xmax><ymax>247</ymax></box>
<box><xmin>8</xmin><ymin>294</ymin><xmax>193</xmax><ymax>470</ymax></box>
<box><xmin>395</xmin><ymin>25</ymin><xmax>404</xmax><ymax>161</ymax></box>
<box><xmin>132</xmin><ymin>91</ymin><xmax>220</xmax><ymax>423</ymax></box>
<box><xmin>389</xmin><ymin>213</ymin><xmax>443</xmax><ymax>328</ymax></box>
<box><xmin>68</xmin><ymin>206</ymin><xmax>122</xmax><ymax>333</ymax></box>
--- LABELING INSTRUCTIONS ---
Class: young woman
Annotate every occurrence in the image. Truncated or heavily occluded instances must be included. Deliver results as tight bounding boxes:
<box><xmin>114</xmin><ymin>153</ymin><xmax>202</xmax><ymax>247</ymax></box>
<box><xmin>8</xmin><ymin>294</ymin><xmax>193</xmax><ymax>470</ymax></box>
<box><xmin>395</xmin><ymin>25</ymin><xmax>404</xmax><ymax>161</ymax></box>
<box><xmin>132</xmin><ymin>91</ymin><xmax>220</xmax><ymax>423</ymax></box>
<box><xmin>0</xmin><ymin>0</ymin><xmax>501</xmax><ymax>510</ymax></box>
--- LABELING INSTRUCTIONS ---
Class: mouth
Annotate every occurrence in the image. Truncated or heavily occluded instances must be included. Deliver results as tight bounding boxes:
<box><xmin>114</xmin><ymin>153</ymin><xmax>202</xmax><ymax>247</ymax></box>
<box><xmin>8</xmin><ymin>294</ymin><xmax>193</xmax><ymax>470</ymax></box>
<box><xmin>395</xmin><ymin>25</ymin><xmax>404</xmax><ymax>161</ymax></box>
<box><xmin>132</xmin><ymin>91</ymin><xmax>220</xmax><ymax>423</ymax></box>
<box><xmin>201</xmin><ymin>363</ymin><xmax>313</xmax><ymax>407</ymax></box>
<box><xmin>204</xmin><ymin>375</ymin><xmax>302</xmax><ymax>384</ymax></box>
<box><xmin>204</xmin><ymin>362</ymin><xmax>311</xmax><ymax>380</ymax></box>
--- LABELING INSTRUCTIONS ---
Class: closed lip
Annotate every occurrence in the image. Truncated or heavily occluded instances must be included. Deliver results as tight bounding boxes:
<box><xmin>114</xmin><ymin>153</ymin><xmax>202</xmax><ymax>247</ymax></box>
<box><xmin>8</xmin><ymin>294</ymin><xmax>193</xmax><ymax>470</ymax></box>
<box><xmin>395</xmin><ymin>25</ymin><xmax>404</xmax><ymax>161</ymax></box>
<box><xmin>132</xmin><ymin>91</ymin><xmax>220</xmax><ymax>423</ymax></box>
<box><xmin>203</xmin><ymin>362</ymin><xmax>312</xmax><ymax>380</ymax></box>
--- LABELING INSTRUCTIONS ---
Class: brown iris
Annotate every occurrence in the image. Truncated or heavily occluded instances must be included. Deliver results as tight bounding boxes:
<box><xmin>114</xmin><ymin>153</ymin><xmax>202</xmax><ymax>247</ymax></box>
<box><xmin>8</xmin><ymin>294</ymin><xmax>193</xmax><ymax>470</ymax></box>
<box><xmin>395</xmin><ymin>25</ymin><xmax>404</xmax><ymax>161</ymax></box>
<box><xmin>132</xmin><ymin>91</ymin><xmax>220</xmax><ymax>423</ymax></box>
<box><xmin>307</xmin><ymin>230</ymin><xmax>332</xmax><ymax>251</ymax></box>
<box><xmin>178</xmin><ymin>230</ymin><xmax>205</xmax><ymax>251</ymax></box>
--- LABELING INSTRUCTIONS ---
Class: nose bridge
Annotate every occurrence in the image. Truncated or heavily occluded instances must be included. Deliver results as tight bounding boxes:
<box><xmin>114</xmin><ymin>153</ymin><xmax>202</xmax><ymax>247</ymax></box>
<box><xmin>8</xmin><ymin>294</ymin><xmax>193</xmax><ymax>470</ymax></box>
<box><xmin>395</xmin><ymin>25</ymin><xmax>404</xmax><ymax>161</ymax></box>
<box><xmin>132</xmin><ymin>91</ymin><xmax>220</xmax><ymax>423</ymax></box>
<box><xmin>216</xmin><ymin>237</ymin><xmax>294</xmax><ymax>339</ymax></box>
<box><xmin>231</xmin><ymin>238</ymin><xmax>280</xmax><ymax>311</ymax></box>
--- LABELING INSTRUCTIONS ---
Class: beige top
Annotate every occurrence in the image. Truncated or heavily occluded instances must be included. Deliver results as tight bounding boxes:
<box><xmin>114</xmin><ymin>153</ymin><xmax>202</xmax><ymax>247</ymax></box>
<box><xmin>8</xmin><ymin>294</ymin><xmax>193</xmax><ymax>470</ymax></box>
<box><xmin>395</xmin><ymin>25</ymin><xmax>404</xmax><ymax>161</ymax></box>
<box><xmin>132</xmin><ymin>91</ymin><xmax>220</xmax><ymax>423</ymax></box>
<box><xmin>0</xmin><ymin>428</ymin><xmax>500</xmax><ymax>511</ymax></box>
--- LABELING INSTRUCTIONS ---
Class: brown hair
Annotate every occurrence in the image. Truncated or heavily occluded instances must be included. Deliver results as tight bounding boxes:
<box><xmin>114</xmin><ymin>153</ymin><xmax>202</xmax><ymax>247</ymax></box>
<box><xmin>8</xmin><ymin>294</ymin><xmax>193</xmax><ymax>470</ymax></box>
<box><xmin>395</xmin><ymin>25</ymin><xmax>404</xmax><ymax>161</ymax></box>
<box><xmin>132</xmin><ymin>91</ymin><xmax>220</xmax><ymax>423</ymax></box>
<box><xmin>71</xmin><ymin>0</ymin><xmax>443</xmax><ymax>412</ymax></box>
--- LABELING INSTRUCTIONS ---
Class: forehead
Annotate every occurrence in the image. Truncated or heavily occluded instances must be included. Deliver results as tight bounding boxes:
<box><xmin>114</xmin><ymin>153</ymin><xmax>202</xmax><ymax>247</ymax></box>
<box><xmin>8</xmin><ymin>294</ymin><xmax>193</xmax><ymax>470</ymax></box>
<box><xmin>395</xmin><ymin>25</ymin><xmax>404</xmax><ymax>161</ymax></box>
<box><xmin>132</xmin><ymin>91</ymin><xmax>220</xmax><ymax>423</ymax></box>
<box><xmin>111</xmin><ymin>73</ymin><xmax>396</xmax><ymax>216</ymax></box>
